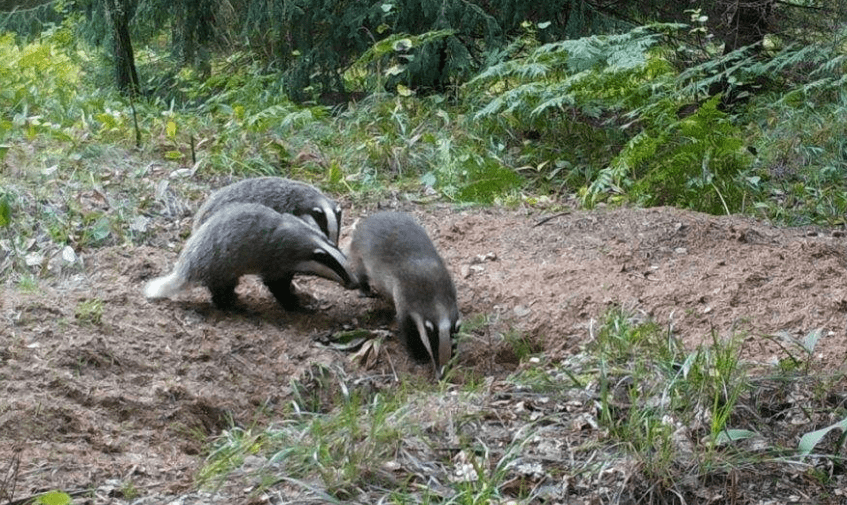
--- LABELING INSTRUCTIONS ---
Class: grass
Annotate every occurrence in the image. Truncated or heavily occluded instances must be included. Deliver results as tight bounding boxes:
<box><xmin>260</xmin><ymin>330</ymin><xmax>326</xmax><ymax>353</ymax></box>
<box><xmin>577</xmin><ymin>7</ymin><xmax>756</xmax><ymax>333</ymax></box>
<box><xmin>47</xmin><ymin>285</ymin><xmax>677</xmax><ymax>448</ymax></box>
<box><xmin>74</xmin><ymin>298</ymin><xmax>103</xmax><ymax>326</ymax></box>
<box><xmin>192</xmin><ymin>307</ymin><xmax>847</xmax><ymax>503</ymax></box>
<box><xmin>198</xmin><ymin>366</ymin><xmax>546</xmax><ymax>503</ymax></box>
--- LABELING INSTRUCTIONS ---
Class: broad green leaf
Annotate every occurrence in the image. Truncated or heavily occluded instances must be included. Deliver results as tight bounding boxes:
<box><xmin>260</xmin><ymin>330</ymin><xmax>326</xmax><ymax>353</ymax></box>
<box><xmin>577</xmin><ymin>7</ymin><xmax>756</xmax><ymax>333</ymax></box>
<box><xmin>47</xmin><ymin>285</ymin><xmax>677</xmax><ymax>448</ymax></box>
<box><xmin>385</xmin><ymin>64</ymin><xmax>405</xmax><ymax>76</ymax></box>
<box><xmin>714</xmin><ymin>429</ymin><xmax>757</xmax><ymax>445</ymax></box>
<box><xmin>803</xmin><ymin>328</ymin><xmax>823</xmax><ymax>354</ymax></box>
<box><xmin>392</xmin><ymin>38</ymin><xmax>412</xmax><ymax>52</ymax></box>
<box><xmin>799</xmin><ymin>416</ymin><xmax>847</xmax><ymax>456</ymax></box>
<box><xmin>35</xmin><ymin>490</ymin><xmax>72</xmax><ymax>505</ymax></box>
<box><xmin>166</xmin><ymin>120</ymin><xmax>177</xmax><ymax>139</ymax></box>
<box><xmin>91</xmin><ymin>216</ymin><xmax>111</xmax><ymax>242</ymax></box>
<box><xmin>0</xmin><ymin>195</ymin><xmax>10</xmax><ymax>227</ymax></box>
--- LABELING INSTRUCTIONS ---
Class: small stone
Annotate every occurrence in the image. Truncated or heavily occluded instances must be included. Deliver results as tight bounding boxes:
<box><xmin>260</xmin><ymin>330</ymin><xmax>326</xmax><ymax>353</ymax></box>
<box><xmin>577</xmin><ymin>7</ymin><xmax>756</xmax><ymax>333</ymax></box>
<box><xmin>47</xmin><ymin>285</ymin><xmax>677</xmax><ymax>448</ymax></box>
<box><xmin>513</xmin><ymin>305</ymin><xmax>531</xmax><ymax>317</ymax></box>
<box><xmin>61</xmin><ymin>245</ymin><xmax>77</xmax><ymax>263</ymax></box>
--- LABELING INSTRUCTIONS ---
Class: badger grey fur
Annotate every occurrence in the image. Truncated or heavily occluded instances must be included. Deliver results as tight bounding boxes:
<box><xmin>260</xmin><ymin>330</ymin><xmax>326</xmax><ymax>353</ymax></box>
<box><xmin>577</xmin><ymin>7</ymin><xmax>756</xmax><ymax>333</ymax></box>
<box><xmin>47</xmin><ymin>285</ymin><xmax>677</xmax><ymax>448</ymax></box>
<box><xmin>146</xmin><ymin>203</ymin><xmax>354</xmax><ymax>309</ymax></box>
<box><xmin>193</xmin><ymin>177</ymin><xmax>342</xmax><ymax>245</ymax></box>
<box><xmin>348</xmin><ymin>211</ymin><xmax>460</xmax><ymax>379</ymax></box>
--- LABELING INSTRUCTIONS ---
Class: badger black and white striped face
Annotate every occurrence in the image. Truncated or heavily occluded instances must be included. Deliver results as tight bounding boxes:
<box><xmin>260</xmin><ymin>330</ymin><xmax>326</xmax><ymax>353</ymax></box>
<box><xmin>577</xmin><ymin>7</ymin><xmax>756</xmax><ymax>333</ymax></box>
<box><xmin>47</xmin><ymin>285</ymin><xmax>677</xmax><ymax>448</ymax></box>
<box><xmin>412</xmin><ymin>309</ymin><xmax>460</xmax><ymax>380</ymax></box>
<box><xmin>290</xmin><ymin>225</ymin><xmax>354</xmax><ymax>288</ymax></box>
<box><xmin>306</xmin><ymin>200</ymin><xmax>342</xmax><ymax>245</ymax></box>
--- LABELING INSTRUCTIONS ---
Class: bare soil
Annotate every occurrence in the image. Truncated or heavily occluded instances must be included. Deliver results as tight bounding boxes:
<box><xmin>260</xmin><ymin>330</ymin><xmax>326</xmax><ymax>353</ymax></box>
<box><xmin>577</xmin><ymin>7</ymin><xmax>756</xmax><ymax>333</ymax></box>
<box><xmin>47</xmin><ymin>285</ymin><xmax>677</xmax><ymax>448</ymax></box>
<box><xmin>3</xmin><ymin>200</ymin><xmax>847</xmax><ymax>504</ymax></box>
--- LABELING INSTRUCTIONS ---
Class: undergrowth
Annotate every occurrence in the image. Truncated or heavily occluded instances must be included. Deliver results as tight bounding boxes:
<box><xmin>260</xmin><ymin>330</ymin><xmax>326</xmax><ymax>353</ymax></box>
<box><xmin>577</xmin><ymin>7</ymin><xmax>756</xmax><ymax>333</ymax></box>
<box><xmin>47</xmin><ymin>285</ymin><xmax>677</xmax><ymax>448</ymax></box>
<box><xmin>4</xmin><ymin>15</ymin><xmax>847</xmax><ymax>279</ymax></box>
<box><xmin>195</xmin><ymin>307</ymin><xmax>847</xmax><ymax>503</ymax></box>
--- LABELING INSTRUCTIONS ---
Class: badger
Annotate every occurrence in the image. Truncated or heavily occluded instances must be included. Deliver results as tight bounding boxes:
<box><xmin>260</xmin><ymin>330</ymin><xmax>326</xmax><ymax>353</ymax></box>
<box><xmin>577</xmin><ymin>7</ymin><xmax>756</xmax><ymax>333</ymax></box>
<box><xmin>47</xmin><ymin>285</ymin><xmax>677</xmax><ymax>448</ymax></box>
<box><xmin>348</xmin><ymin>211</ymin><xmax>460</xmax><ymax>379</ymax></box>
<box><xmin>145</xmin><ymin>203</ymin><xmax>355</xmax><ymax>309</ymax></box>
<box><xmin>193</xmin><ymin>177</ymin><xmax>342</xmax><ymax>245</ymax></box>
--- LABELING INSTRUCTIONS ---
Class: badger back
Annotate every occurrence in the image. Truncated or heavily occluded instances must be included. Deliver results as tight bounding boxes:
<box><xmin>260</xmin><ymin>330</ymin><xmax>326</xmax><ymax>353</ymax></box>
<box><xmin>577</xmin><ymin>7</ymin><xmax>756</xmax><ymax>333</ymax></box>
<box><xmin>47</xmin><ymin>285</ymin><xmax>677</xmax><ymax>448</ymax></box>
<box><xmin>348</xmin><ymin>211</ymin><xmax>460</xmax><ymax>378</ymax></box>
<box><xmin>193</xmin><ymin>177</ymin><xmax>341</xmax><ymax>244</ymax></box>
<box><xmin>182</xmin><ymin>204</ymin><xmax>344</xmax><ymax>283</ymax></box>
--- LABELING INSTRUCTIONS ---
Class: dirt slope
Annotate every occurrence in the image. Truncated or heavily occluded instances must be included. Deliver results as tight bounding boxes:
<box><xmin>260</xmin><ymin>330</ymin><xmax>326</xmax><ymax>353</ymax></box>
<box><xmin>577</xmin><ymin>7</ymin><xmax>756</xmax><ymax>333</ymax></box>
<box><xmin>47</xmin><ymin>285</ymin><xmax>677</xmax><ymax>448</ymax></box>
<box><xmin>2</xmin><ymin>203</ymin><xmax>847</xmax><ymax>503</ymax></box>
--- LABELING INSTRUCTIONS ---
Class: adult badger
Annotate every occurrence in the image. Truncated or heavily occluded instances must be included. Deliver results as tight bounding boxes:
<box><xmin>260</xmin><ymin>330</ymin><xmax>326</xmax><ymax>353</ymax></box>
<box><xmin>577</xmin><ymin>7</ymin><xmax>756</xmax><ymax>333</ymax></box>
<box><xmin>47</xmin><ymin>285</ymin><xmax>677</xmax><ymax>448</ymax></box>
<box><xmin>146</xmin><ymin>203</ymin><xmax>355</xmax><ymax>309</ymax></box>
<box><xmin>348</xmin><ymin>211</ymin><xmax>460</xmax><ymax>379</ymax></box>
<box><xmin>193</xmin><ymin>177</ymin><xmax>342</xmax><ymax>245</ymax></box>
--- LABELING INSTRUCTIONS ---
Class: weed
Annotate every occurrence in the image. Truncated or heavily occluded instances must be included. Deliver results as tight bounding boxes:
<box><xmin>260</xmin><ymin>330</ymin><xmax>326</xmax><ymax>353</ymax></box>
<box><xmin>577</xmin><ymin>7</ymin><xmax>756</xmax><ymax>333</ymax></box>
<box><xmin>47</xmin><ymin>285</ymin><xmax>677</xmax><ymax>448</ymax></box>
<box><xmin>16</xmin><ymin>274</ymin><xmax>38</xmax><ymax>293</ymax></box>
<box><xmin>588</xmin><ymin>307</ymin><xmax>751</xmax><ymax>482</ymax></box>
<box><xmin>200</xmin><ymin>383</ymin><xmax>410</xmax><ymax>498</ymax></box>
<box><xmin>33</xmin><ymin>490</ymin><xmax>73</xmax><ymax>505</ymax></box>
<box><xmin>197</xmin><ymin>426</ymin><xmax>264</xmax><ymax>487</ymax></box>
<box><xmin>74</xmin><ymin>298</ymin><xmax>103</xmax><ymax>326</ymax></box>
<box><xmin>767</xmin><ymin>328</ymin><xmax>825</xmax><ymax>374</ymax></box>
<box><xmin>119</xmin><ymin>481</ymin><xmax>139</xmax><ymax>501</ymax></box>
<box><xmin>502</xmin><ymin>328</ymin><xmax>537</xmax><ymax>363</ymax></box>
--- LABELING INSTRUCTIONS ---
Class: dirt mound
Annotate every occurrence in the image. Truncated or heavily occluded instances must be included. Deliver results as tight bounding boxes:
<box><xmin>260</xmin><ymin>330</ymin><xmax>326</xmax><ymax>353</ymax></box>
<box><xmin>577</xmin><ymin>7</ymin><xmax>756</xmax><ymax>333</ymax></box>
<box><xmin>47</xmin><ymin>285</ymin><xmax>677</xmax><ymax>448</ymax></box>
<box><xmin>2</xmin><ymin>204</ymin><xmax>846</xmax><ymax>501</ymax></box>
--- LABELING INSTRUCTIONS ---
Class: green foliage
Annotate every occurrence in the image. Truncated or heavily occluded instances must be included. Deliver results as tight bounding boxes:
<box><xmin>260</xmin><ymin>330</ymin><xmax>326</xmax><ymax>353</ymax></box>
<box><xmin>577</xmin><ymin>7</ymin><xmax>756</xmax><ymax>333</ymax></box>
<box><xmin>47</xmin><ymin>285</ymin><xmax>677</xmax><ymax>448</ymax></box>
<box><xmin>0</xmin><ymin>0</ymin><xmax>65</xmax><ymax>39</ymax></box>
<box><xmin>0</xmin><ymin>192</ymin><xmax>11</xmax><ymax>227</ymax></box>
<box><xmin>0</xmin><ymin>26</ymin><xmax>84</xmax><ymax>122</ymax></box>
<box><xmin>467</xmin><ymin>24</ymin><xmax>680</xmax><ymax>202</ymax></box>
<box><xmin>501</xmin><ymin>328</ymin><xmax>536</xmax><ymax>362</ymax></box>
<box><xmin>351</xmin><ymin>30</ymin><xmax>455</xmax><ymax>93</ymax></box>
<box><xmin>591</xmin><ymin>307</ymin><xmax>749</xmax><ymax>477</ymax></box>
<box><xmin>197</xmin><ymin>426</ymin><xmax>264</xmax><ymax>486</ymax></box>
<box><xmin>232</xmin><ymin>1</ymin><xmax>392</xmax><ymax>100</ymax></box>
<box><xmin>199</xmin><ymin>371</ymin><xmax>545</xmax><ymax>502</ymax></box>
<box><xmin>767</xmin><ymin>328</ymin><xmax>825</xmax><ymax>374</ymax></box>
<box><xmin>741</xmin><ymin>47</ymin><xmax>847</xmax><ymax>225</ymax></box>
<box><xmin>17</xmin><ymin>273</ymin><xmax>39</xmax><ymax>292</ymax></box>
<box><xmin>599</xmin><ymin>95</ymin><xmax>749</xmax><ymax>214</ymax></box>
<box><xmin>799</xmin><ymin>415</ymin><xmax>847</xmax><ymax>457</ymax></box>
<box><xmin>424</xmin><ymin>142</ymin><xmax>522</xmax><ymax>203</ymax></box>
<box><xmin>33</xmin><ymin>490</ymin><xmax>73</xmax><ymax>505</ymax></box>
<box><xmin>75</xmin><ymin>298</ymin><xmax>103</xmax><ymax>325</ymax></box>
<box><xmin>70</xmin><ymin>0</ymin><xmax>623</xmax><ymax>100</ymax></box>
<box><xmin>466</xmin><ymin>21</ymin><xmax>847</xmax><ymax>215</ymax></box>
<box><xmin>327</xmin><ymin>93</ymin><xmax>523</xmax><ymax>201</ymax></box>
<box><xmin>200</xmin><ymin>384</ymin><xmax>411</xmax><ymax>498</ymax></box>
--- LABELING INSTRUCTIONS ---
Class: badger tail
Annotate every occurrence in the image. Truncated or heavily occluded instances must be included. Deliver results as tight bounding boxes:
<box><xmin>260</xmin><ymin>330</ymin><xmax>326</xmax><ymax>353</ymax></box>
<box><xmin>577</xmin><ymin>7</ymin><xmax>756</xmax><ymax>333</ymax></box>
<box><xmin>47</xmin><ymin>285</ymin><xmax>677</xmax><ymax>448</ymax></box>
<box><xmin>144</xmin><ymin>272</ymin><xmax>186</xmax><ymax>299</ymax></box>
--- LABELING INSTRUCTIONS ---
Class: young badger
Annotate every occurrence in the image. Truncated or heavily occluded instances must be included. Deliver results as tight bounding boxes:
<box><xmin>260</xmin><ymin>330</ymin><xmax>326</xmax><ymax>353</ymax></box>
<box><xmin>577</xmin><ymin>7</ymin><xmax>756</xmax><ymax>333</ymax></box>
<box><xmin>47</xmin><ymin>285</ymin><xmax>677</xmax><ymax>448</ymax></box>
<box><xmin>193</xmin><ymin>177</ymin><xmax>342</xmax><ymax>245</ymax></box>
<box><xmin>145</xmin><ymin>203</ymin><xmax>354</xmax><ymax>309</ymax></box>
<box><xmin>348</xmin><ymin>211</ymin><xmax>460</xmax><ymax>379</ymax></box>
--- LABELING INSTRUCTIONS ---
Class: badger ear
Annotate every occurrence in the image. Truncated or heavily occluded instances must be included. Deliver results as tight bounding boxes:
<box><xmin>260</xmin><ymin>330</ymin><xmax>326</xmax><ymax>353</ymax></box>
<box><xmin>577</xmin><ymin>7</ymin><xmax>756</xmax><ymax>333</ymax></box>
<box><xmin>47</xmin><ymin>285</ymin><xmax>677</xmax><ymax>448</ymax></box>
<box><xmin>425</xmin><ymin>320</ymin><xmax>435</xmax><ymax>333</ymax></box>
<box><xmin>312</xmin><ymin>206</ymin><xmax>325</xmax><ymax>215</ymax></box>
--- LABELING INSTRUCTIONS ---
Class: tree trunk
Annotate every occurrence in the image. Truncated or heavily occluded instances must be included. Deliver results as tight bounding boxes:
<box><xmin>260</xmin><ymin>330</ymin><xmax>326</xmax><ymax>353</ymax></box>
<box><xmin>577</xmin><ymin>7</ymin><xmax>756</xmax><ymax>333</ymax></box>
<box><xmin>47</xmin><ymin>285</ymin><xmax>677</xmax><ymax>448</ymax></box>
<box><xmin>105</xmin><ymin>0</ymin><xmax>139</xmax><ymax>95</ymax></box>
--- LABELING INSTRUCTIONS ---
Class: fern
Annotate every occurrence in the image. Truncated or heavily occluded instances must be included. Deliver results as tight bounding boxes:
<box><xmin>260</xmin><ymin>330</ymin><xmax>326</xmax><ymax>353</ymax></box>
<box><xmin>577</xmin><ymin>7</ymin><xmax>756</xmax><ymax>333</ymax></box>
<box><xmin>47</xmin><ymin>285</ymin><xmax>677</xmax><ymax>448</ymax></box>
<box><xmin>469</xmin><ymin>24</ymin><xmax>675</xmax><ymax>122</ymax></box>
<box><xmin>468</xmin><ymin>18</ymin><xmax>847</xmax><ymax>217</ymax></box>
<box><xmin>608</xmin><ymin>96</ymin><xmax>748</xmax><ymax>214</ymax></box>
<box><xmin>466</xmin><ymin>24</ymin><xmax>678</xmax><ymax>197</ymax></box>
